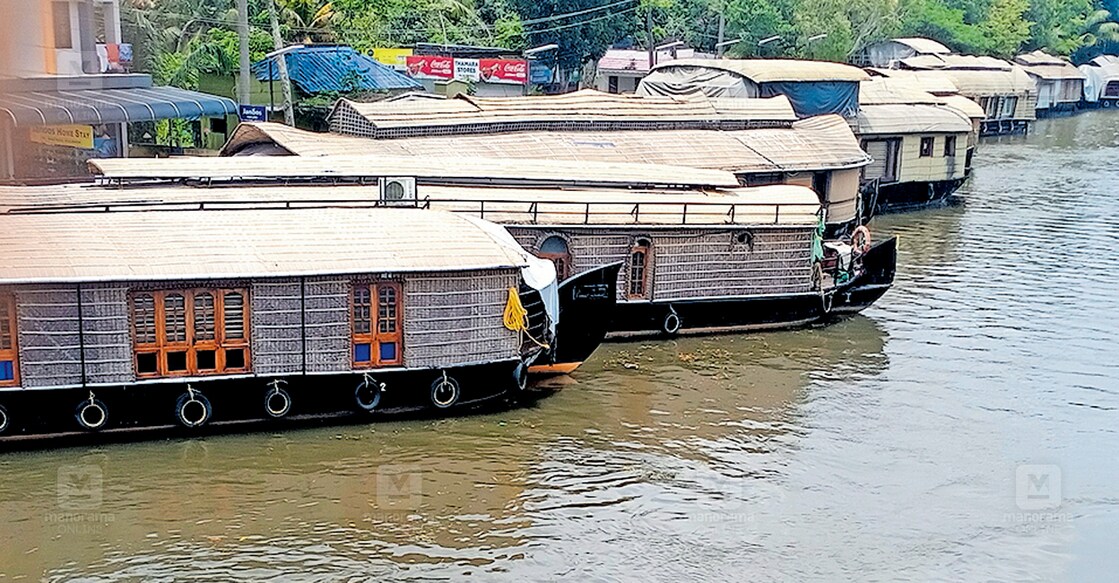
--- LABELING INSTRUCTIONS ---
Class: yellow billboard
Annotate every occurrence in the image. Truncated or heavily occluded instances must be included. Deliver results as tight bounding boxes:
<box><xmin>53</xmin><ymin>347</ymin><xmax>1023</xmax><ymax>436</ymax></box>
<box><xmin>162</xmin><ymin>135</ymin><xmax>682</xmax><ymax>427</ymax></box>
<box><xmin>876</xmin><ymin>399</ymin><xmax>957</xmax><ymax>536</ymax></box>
<box><xmin>29</xmin><ymin>125</ymin><xmax>94</xmax><ymax>149</ymax></box>
<box><xmin>372</xmin><ymin>47</ymin><xmax>413</xmax><ymax>68</ymax></box>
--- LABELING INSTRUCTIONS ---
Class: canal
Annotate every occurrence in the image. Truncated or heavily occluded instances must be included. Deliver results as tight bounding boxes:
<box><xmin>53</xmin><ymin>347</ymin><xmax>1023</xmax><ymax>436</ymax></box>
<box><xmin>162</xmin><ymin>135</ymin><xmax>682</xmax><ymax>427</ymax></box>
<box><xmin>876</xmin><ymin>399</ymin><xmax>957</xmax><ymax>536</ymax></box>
<box><xmin>2</xmin><ymin>111</ymin><xmax>1118</xmax><ymax>581</ymax></box>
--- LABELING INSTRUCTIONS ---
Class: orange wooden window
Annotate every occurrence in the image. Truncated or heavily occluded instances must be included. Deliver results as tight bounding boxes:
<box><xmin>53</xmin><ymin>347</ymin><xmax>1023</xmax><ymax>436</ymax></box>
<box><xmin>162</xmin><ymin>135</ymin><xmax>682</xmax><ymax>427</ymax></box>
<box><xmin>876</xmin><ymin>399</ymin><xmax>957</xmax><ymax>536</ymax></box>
<box><xmin>627</xmin><ymin>238</ymin><xmax>652</xmax><ymax>299</ymax></box>
<box><xmin>352</xmin><ymin>282</ymin><xmax>403</xmax><ymax>368</ymax></box>
<box><xmin>0</xmin><ymin>293</ymin><xmax>18</xmax><ymax>387</ymax></box>
<box><xmin>130</xmin><ymin>288</ymin><xmax>250</xmax><ymax>378</ymax></box>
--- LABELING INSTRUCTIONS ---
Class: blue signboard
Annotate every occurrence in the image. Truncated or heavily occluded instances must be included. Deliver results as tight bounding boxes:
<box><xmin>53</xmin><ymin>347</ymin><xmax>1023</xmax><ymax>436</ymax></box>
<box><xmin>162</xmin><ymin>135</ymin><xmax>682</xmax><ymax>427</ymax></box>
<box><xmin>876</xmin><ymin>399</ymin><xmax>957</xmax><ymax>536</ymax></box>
<box><xmin>239</xmin><ymin>104</ymin><xmax>267</xmax><ymax>122</ymax></box>
<box><xmin>529</xmin><ymin>61</ymin><xmax>554</xmax><ymax>85</ymax></box>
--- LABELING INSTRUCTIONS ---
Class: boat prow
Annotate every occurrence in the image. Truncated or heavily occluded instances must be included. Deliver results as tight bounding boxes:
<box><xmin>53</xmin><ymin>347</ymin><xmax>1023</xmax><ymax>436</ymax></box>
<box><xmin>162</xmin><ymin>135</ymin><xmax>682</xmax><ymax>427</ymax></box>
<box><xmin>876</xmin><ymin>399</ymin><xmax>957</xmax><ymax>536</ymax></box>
<box><xmin>529</xmin><ymin>262</ymin><xmax>622</xmax><ymax>376</ymax></box>
<box><xmin>830</xmin><ymin>235</ymin><xmax>898</xmax><ymax>315</ymax></box>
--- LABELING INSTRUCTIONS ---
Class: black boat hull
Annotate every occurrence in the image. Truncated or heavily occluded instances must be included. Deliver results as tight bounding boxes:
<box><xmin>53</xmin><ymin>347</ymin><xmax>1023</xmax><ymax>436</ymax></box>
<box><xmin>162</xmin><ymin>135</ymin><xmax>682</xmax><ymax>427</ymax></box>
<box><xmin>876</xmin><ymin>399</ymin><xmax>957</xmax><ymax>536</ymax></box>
<box><xmin>529</xmin><ymin>262</ymin><xmax>621</xmax><ymax>375</ymax></box>
<box><xmin>875</xmin><ymin>180</ymin><xmax>966</xmax><ymax>214</ymax></box>
<box><xmin>605</xmin><ymin>236</ymin><xmax>898</xmax><ymax>339</ymax></box>
<box><xmin>0</xmin><ymin>359</ymin><xmax>522</xmax><ymax>448</ymax></box>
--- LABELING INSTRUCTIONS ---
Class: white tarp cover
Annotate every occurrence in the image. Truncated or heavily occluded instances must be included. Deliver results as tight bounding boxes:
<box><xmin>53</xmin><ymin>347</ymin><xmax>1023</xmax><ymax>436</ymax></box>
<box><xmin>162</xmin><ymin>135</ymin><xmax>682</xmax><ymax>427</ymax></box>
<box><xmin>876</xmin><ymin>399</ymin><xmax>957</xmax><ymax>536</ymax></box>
<box><xmin>459</xmin><ymin>214</ymin><xmax>559</xmax><ymax>338</ymax></box>
<box><xmin>637</xmin><ymin>66</ymin><xmax>759</xmax><ymax>99</ymax></box>
<box><xmin>1080</xmin><ymin>63</ymin><xmax>1119</xmax><ymax>102</ymax></box>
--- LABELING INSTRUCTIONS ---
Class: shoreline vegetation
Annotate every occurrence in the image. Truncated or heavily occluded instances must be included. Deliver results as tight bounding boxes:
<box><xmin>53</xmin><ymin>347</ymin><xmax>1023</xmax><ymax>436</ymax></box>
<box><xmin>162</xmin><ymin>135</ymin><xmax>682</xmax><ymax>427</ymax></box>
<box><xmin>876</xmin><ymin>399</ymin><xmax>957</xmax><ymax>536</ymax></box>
<box><xmin>125</xmin><ymin>0</ymin><xmax>1119</xmax><ymax>94</ymax></box>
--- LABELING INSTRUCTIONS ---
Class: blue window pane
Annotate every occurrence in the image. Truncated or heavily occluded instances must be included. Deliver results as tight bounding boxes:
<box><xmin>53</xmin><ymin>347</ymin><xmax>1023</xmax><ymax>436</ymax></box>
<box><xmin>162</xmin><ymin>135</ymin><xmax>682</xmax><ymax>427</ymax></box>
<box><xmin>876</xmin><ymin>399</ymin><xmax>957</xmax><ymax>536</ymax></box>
<box><xmin>379</xmin><ymin>342</ymin><xmax>397</xmax><ymax>362</ymax></box>
<box><xmin>0</xmin><ymin>361</ymin><xmax>12</xmax><ymax>381</ymax></box>
<box><xmin>354</xmin><ymin>343</ymin><xmax>371</xmax><ymax>363</ymax></box>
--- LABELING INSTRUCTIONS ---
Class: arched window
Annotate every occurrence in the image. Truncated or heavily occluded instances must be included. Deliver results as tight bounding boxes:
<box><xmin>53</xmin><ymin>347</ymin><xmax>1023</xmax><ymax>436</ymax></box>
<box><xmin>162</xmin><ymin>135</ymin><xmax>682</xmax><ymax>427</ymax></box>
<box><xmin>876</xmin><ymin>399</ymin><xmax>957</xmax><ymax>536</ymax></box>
<box><xmin>537</xmin><ymin>235</ymin><xmax>572</xmax><ymax>281</ymax></box>
<box><xmin>628</xmin><ymin>237</ymin><xmax>652</xmax><ymax>299</ymax></box>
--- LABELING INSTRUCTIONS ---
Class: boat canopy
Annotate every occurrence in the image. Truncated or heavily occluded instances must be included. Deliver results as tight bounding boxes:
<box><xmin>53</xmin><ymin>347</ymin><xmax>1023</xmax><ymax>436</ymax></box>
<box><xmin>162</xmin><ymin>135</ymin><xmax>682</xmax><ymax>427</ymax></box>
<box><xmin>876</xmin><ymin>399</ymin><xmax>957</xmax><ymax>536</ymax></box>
<box><xmin>859</xmin><ymin>77</ymin><xmax>947</xmax><ymax>105</ymax></box>
<box><xmin>327</xmin><ymin>89</ymin><xmax>798</xmax><ymax>138</ymax></box>
<box><xmin>855</xmin><ymin>104</ymin><xmax>973</xmax><ymax>135</ymax></box>
<box><xmin>1079</xmin><ymin>56</ymin><xmax>1119</xmax><ymax>102</ymax></box>
<box><xmin>219</xmin><ymin>119</ymin><xmax>870</xmax><ymax>175</ymax></box>
<box><xmin>1014</xmin><ymin>51</ymin><xmax>1086</xmax><ymax>81</ymax></box>
<box><xmin>637</xmin><ymin>58</ymin><xmax>869</xmax><ymax>118</ymax></box>
<box><xmin>89</xmin><ymin>154</ymin><xmax>741</xmax><ymax>190</ymax></box>
<box><xmin>0</xmin><ymin>206</ymin><xmax>538</xmax><ymax>285</ymax></box>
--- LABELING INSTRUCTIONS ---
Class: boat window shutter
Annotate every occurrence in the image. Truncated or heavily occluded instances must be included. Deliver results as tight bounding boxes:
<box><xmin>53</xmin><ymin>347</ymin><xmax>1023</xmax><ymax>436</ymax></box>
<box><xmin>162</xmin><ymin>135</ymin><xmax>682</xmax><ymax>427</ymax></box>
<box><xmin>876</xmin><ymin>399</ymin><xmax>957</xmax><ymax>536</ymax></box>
<box><xmin>628</xmin><ymin>238</ymin><xmax>652</xmax><ymax>300</ymax></box>
<box><xmin>352</xmin><ymin>285</ymin><xmax>373</xmax><ymax>364</ymax></box>
<box><xmin>0</xmin><ymin>294</ymin><xmax>18</xmax><ymax>386</ymax></box>
<box><xmin>129</xmin><ymin>288</ymin><xmax>251</xmax><ymax>379</ymax></box>
<box><xmin>352</xmin><ymin>282</ymin><xmax>403</xmax><ymax>368</ymax></box>
<box><xmin>221</xmin><ymin>291</ymin><xmax>249</xmax><ymax>371</ymax></box>
<box><xmin>375</xmin><ymin>283</ymin><xmax>402</xmax><ymax>365</ymax></box>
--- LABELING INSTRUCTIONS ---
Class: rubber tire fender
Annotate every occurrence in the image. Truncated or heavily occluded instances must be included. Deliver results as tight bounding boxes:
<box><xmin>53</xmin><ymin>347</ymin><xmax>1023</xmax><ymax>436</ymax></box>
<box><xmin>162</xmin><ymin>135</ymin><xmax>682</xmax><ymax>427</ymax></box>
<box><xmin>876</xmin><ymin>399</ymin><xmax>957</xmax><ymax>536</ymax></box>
<box><xmin>175</xmin><ymin>391</ymin><xmax>213</xmax><ymax>428</ymax></box>
<box><xmin>430</xmin><ymin>373</ymin><xmax>461</xmax><ymax>409</ymax></box>
<box><xmin>76</xmin><ymin>398</ymin><xmax>109</xmax><ymax>431</ymax></box>
<box><xmin>355</xmin><ymin>377</ymin><xmax>384</xmax><ymax>412</ymax></box>
<box><xmin>264</xmin><ymin>386</ymin><xmax>293</xmax><ymax>419</ymax></box>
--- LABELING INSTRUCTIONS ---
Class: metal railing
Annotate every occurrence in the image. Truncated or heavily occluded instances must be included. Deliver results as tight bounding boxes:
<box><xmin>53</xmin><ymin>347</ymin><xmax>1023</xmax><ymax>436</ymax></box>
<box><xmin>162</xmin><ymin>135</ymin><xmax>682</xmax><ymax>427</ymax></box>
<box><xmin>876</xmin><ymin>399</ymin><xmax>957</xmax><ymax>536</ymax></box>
<box><xmin>6</xmin><ymin>195</ymin><xmax>821</xmax><ymax>226</ymax></box>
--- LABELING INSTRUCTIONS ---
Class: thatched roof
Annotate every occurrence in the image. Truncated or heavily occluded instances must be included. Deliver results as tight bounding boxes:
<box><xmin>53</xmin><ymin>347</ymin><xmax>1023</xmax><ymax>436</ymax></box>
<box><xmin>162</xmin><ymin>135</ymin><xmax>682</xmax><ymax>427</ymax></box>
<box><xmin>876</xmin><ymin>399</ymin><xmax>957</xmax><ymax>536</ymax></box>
<box><xmin>88</xmin><ymin>154</ymin><xmax>742</xmax><ymax>190</ymax></box>
<box><xmin>221</xmin><ymin>119</ymin><xmax>869</xmax><ymax>175</ymax></box>
<box><xmin>651</xmin><ymin>58</ymin><xmax>870</xmax><ymax>83</ymax></box>
<box><xmin>1014</xmin><ymin>51</ymin><xmax>1086</xmax><ymax>81</ymax></box>
<box><xmin>328</xmin><ymin>89</ymin><xmax>798</xmax><ymax>138</ymax></box>
<box><xmin>0</xmin><ymin>204</ymin><xmax>530</xmax><ymax>285</ymax></box>
<box><xmin>859</xmin><ymin>77</ymin><xmax>946</xmax><ymax>105</ymax></box>
<box><xmin>855</xmin><ymin>104</ymin><xmax>973</xmax><ymax>135</ymax></box>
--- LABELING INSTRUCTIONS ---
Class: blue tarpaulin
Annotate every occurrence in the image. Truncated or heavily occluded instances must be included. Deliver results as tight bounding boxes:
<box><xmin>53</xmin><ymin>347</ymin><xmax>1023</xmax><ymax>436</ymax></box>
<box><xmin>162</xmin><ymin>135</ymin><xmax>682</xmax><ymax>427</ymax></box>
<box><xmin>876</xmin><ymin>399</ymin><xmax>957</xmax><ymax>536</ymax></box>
<box><xmin>253</xmin><ymin>46</ymin><xmax>422</xmax><ymax>95</ymax></box>
<box><xmin>759</xmin><ymin>81</ymin><xmax>860</xmax><ymax>118</ymax></box>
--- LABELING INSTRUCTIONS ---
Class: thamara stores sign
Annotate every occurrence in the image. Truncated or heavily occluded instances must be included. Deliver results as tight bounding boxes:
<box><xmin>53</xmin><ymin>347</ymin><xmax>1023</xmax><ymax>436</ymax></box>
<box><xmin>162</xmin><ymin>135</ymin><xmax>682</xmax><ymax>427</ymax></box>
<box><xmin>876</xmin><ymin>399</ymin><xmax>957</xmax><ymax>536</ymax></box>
<box><xmin>29</xmin><ymin>125</ymin><xmax>95</xmax><ymax>149</ymax></box>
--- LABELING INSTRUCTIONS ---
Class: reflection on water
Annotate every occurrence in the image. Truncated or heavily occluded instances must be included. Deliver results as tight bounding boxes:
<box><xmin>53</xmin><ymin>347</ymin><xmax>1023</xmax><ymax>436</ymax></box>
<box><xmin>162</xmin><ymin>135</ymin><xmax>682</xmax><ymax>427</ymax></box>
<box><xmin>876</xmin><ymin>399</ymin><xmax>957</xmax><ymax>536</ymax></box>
<box><xmin>2</xmin><ymin>112</ymin><xmax>1119</xmax><ymax>581</ymax></box>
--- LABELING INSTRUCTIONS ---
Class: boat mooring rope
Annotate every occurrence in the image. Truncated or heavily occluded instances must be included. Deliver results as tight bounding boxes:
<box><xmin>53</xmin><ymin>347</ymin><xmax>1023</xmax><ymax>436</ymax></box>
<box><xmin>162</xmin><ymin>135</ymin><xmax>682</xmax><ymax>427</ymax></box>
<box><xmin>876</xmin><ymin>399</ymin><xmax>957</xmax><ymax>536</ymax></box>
<box><xmin>502</xmin><ymin>288</ymin><xmax>550</xmax><ymax>349</ymax></box>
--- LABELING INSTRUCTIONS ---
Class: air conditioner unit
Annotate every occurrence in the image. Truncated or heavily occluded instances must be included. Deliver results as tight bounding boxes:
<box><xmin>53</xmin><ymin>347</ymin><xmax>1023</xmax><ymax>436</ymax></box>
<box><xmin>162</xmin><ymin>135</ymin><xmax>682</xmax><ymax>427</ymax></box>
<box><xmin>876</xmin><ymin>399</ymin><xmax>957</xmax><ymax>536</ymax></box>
<box><xmin>380</xmin><ymin>177</ymin><xmax>417</xmax><ymax>206</ymax></box>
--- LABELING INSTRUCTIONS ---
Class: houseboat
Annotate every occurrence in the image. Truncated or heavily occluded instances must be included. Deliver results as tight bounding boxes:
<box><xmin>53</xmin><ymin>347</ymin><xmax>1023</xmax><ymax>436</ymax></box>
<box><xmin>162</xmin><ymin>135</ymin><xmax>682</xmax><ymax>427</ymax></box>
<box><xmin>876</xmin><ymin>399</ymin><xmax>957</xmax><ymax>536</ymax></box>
<box><xmin>1014</xmin><ymin>51</ymin><xmax>1086</xmax><ymax>116</ymax></box>
<box><xmin>1079</xmin><ymin>55</ymin><xmax>1119</xmax><ymax>108</ymax></box>
<box><xmin>856</xmin><ymin>77</ymin><xmax>976</xmax><ymax>211</ymax></box>
<box><xmin>83</xmin><ymin>157</ymin><xmax>897</xmax><ymax>347</ymax></box>
<box><xmin>636</xmin><ymin>58</ymin><xmax>869</xmax><ymax>118</ymax></box>
<box><xmin>228</xmin><ymin>92</ymin><xmax>872</xmax><ymax>237</ymax></box>
<box><xmin>856</xmin><ymin>39</ymin><xmax>1035</xmax><ymax>136</ymax></box>
<box><xmin>0</xmin><ymin>185</ymin><xmax>621</xmax><ymax>442</ymax></box>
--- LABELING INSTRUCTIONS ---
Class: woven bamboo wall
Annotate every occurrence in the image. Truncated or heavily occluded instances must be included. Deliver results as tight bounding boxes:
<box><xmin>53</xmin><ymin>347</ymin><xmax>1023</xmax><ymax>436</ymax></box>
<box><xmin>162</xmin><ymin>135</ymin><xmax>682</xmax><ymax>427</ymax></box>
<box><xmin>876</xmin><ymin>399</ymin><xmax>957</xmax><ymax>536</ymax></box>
<box><xmin>302</xmin><ymin>278</ymin><xmax>351</xmax><ymax>373</ymax></box>
<box><xmin>652</xmin><ymin>229</ymin><xmax>813</xmax><ymax>299</ymax></box>
<box><xmin>403</xmin><ymin>269</ymin><xmax>521</xmax><ymax>369</ymax></box>
<box><xmin>14</xmin><ymin>285</ymin><xmax>132</xmax><ymax>388</ymax></box>
<box><xmin>252</xmin><ymin>279</ymin><xmax>304</xmax><ymax>375</ymax></box>
<box><xmin>510</xmin><ymin>227</ymin><xmax>813</xmax><ymax>302</ymax></box>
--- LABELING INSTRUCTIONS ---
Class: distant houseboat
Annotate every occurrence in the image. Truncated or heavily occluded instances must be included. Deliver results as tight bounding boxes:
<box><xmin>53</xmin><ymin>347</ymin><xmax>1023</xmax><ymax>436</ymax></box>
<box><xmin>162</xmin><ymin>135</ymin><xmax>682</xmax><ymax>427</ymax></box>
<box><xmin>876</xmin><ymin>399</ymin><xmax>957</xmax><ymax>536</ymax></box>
<box><xmin>0</xmin><ymin>193</ymin><xmax>619</xmax><ymax>442</ymax></box>
<box><xmin>228</xmin><ymin>92</ymin><xmax>872</xmax><ymax>237</ymax></box>
<box><xmin>856</xmin><ymin>77</ymin><xmax>976</xmax><ymax>211</ymax></box>
<box><xmin>1014</xmin><ymin>51</ymin><xmax>1086</xmax><ymax>116</ymax></box>
<box><xmin>857</xmin><ymin>39</ymin><xmax>1036</xmax><ymax>136</ymax></box>
<box><xmin>1079</xmin><ymin>56</ymin><xmax>1119</xmax><ymax>108</ymax></box>
<box><xmin>82</xmin><ymin>157</ymin><xmax>897</xmax><ymax>349</ymax></box>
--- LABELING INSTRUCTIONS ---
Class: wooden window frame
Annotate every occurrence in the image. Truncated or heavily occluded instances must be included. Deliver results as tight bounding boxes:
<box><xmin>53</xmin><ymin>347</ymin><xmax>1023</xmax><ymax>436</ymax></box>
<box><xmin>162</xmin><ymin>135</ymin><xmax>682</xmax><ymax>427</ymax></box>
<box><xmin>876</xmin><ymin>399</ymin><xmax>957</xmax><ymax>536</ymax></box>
<box><xmin>919</xmin><ymin>136</ymin><xmax>935</xmax><ymax>158</ymax></box>
<box><xmin>351</xmin><ymin>281</ymin><xmax>404</xmax><ymax>368</ymax></box>
<box><xmin>627</xmin><ymin>238</ymin><xmax>653</xmax><ymax>300</ymax></box>
<box><xmin>129</xmin><ymin>288</ymin><xmax>251</xmax><ymax>379</ymax></box>
<box><xmin>0</xmin><ymin>293</ymin><xmax>19</xmax><ymax>387</ymax></box>
<box><xmin>944</xmin><ymin>135</ymin><xmax>957</xmax><ymax>158</ymax></box>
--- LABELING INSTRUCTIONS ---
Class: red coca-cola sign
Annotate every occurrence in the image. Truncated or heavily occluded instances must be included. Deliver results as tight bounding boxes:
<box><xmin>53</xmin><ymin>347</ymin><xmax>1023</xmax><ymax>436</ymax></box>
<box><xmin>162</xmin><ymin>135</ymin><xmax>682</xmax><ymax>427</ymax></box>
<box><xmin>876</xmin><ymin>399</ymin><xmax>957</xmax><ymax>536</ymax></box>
<box><xmin>405</xmin><ymin>55</ymin><xmax>454</xmax><ymax>80</ymax></box>
<box><xmin>478</xmin><ymin>58</ymin><xmax>528</xmax><ymax>85</ymax></box>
